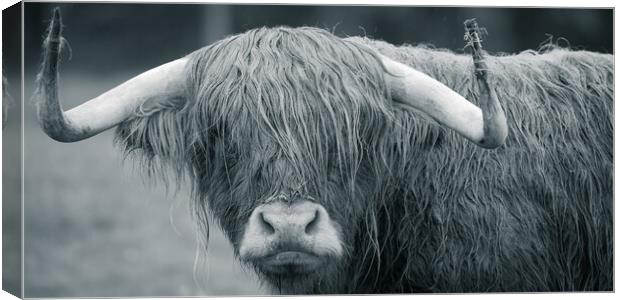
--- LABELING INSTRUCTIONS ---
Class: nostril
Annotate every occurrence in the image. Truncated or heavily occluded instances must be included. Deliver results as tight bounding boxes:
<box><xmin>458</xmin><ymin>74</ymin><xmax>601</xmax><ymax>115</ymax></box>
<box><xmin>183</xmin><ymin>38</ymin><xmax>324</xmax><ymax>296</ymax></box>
<box><xmin>259</xmin><ymin>212</ymin><xmax>276</xmax><ymax>235</ymax></box>
<box><xmin>304</xmin><ymin>210</ymin><xmax>320</xmax><ymax>235</ymax></box>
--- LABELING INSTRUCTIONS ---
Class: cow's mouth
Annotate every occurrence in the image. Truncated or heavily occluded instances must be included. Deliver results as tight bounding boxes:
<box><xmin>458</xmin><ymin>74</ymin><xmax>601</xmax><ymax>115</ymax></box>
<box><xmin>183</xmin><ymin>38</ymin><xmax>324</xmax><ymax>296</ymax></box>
<box><xmin>239</xmin><ymin>200</ymin><xmax>343</xmax><ymax>278</ymax></box>
<box><xmin>256</xmin><ymin>251</ymin><xmax>324</xmax><ymax>275</ymax></box>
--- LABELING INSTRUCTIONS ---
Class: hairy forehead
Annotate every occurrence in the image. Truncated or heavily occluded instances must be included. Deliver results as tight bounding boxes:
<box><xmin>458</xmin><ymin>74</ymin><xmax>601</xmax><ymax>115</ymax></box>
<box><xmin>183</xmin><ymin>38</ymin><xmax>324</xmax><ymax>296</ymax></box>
<box><xmin>182</xmin><ymin>26</ymin><xmax>397</xmax><ymax>160</ymax></box>
<box><xmin>185</xmin><ymin>26</ymin><xmax>392</xmax><ymax>113</ymax></box>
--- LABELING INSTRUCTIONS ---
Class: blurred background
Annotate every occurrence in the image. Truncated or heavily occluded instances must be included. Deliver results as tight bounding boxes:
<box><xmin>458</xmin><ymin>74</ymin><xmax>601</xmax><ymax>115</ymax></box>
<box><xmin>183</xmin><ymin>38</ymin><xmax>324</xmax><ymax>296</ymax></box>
<box><xmin>4</xmin><ymin>1</ymin><xmax>613</xmax><ymax>298</ymax></box>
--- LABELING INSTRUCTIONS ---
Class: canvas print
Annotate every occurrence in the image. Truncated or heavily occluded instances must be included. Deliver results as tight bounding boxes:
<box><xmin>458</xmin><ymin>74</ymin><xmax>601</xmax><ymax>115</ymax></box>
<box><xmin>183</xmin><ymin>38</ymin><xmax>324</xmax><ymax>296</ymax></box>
<box><xmin>2</xmin><ymin>1</ymin><xmax>614</xmax><ymax>297</ymax></box>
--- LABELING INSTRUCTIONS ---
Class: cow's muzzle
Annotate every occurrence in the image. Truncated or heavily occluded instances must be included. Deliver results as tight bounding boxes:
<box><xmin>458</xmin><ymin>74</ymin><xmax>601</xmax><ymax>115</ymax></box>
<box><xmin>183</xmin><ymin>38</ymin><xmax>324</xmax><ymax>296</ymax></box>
<box><xmin>239</xmin><ymin>199</ymin><xmax>343</xmax><ymax>275</ymax></box>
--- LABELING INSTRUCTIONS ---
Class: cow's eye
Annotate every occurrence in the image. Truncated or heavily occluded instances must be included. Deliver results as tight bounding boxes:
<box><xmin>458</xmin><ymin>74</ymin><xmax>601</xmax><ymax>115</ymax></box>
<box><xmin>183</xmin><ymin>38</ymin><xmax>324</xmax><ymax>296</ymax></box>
<box><xmin>225</xmin><ymin>152</ymin><xmax>240</xmax><ymax>166</ymax></box>
<box><xmin>221</xmin><ymin>144</ymin><xmax>241</xmax><ymax>166</ymax></box>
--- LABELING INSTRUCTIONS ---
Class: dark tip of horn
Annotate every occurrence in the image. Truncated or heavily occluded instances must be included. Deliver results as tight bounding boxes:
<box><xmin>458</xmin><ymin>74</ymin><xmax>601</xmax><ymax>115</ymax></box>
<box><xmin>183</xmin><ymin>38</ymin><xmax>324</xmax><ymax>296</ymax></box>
<box><xmin>464</xmin><ymin>18</ymin><xmax>508</xmax><ymax>149</ymax></box>
<box><xmin>40</xmin><ymin>8</ymin><xmax>63</xmax><ymax>81</ymax></box>
<box><xmin>36</xmin><ymin>7</ymin><xmax>73</xmax><ymax>142</ymax></box>
<box><xmin>47</xmin><ymin>8</ymin><xmax>62</xmax><ymax>43</ymax></box>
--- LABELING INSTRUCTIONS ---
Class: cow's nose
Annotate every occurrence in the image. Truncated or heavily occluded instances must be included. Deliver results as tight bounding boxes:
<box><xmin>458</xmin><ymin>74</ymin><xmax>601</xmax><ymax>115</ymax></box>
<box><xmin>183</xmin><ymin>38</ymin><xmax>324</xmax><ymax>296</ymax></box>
<box><xmin>257</xmin><ymin>204</ymin><xmax>321</xmax><ymax>236</ymax></box>
<box><xmin>239</xmin><ymin>199</ymin><xmax>342</xmax><ymax>260</ymax></box>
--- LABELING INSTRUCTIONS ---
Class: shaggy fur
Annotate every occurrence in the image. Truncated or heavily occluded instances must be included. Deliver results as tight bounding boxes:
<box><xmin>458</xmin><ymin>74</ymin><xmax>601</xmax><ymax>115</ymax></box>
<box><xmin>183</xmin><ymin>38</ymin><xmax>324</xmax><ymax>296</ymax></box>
<box><xmin>115</xmin><ymin>27</ymin><xmax>613</xmax><ymax>293</ymax></box>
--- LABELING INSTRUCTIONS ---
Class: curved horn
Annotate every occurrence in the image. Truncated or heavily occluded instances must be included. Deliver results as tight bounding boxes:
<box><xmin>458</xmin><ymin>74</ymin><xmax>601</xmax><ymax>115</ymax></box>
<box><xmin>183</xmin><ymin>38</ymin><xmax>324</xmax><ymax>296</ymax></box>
<box><xmin>35</xmin><ymin>8</ymin><xmax>188</xmax><ymax>143</ymax></box>
<box><xmin>379</xmin><ymin>24</ymin><xmax>507</xmax><ymax>149</ymax></box>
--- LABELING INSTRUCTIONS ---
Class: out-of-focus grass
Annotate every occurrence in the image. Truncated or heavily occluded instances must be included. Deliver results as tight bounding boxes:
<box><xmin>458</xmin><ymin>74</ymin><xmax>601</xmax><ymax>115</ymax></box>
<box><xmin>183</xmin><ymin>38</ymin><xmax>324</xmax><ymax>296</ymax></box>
<box><xmin>22</xmin><ymin>72</ymin><xmax>267</xmax><ymax>297</ymax></box>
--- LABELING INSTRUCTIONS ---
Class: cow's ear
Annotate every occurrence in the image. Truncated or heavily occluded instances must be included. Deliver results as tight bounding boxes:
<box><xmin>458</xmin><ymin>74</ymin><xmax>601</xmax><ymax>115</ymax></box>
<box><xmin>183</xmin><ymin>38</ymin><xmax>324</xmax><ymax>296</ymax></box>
<box><xmin>114</xmin><ymin>99</ymin><xmax>190</xmax><ymax>178</ymax></box>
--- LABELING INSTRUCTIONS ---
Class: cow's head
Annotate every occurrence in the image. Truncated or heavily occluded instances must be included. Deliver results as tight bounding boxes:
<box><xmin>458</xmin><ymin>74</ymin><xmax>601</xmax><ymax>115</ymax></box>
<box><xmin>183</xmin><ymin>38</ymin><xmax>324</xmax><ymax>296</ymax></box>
<box><xmin>35</xmin><ymin>9</ymin><xmax>507</xmax><ymax>294</ymax></box>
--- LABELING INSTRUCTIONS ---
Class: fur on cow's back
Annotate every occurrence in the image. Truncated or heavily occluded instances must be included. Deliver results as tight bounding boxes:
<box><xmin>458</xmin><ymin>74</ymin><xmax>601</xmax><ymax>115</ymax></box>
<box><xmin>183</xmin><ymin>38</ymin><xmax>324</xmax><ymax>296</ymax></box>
<box><xmin>349</xmin><ymin>37</ymin><xmax>613</xmax><ymax>292</ymax></box>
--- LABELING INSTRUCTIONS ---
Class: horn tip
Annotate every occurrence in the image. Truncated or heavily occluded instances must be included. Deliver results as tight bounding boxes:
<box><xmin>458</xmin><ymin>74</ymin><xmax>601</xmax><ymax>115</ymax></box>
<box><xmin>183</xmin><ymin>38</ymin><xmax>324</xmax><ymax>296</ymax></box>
<box><xmin>52</xmin><ymin>7</ymin><xmax>61</xmax><ymax>18</ymax></box>
<box><xmin>463</xmin><ymin>18</ymin><xmax>478</xmax><ymax>29</ymax></box>
<box><xmin>48</xmin><ymin>7</ymin><xmax>62</xmax><ymax>40</ymax></box>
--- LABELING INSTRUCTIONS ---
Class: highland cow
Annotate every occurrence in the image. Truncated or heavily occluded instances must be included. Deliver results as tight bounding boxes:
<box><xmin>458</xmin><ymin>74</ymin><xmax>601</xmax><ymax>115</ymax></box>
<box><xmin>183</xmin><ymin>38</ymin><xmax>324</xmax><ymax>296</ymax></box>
<box><xmin>35</xmin><ymin>9</ymin><xmax>612</xmax><ymax>294</ymax></box>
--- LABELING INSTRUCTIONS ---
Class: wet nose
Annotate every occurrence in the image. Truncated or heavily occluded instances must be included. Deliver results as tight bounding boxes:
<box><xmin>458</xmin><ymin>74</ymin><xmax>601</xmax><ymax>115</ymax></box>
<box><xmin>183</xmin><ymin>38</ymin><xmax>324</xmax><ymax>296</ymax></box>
<box><xmin>254</xmin><ymin>201</ymin><xmax>324</xmax><ymax>237</ymax></box>
<box><xmin>239</xmin><ymin>199</ymin><xmax>343</xmax><ymax>259</ymax></box>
